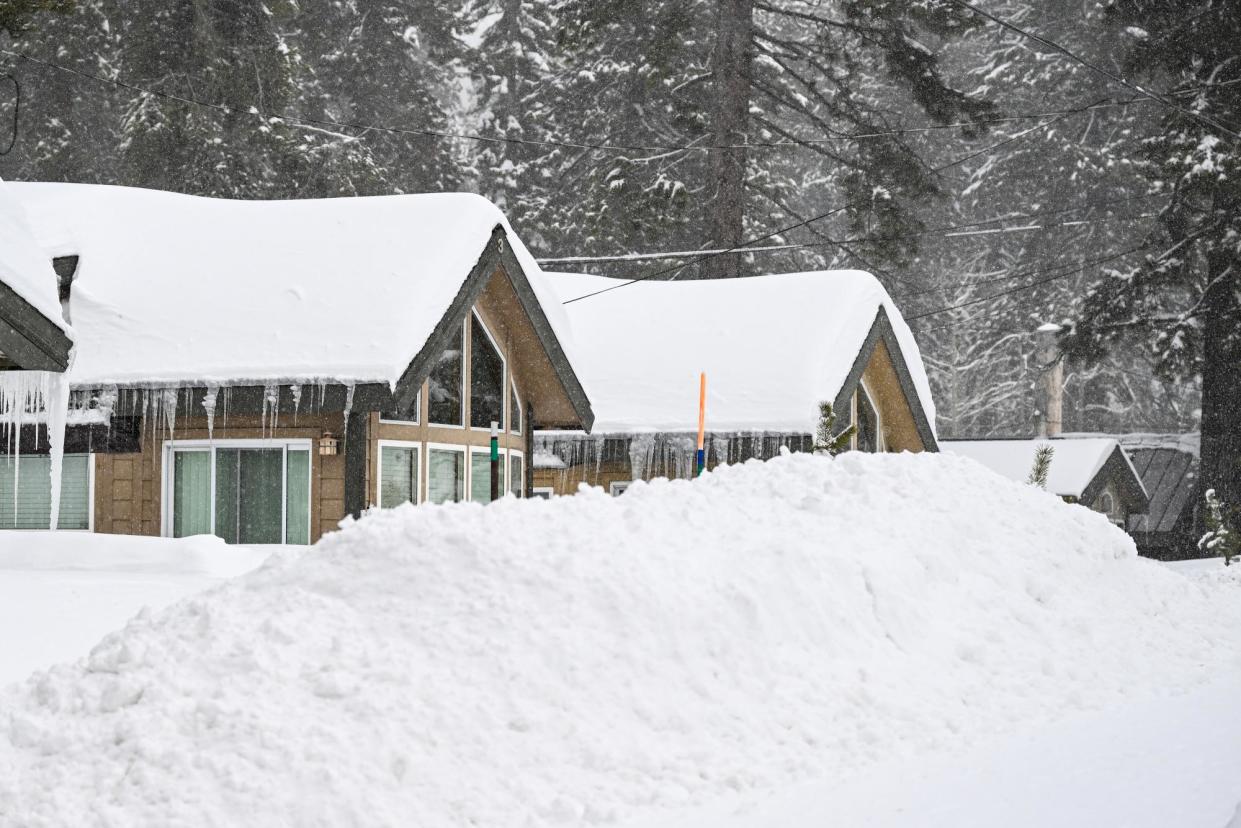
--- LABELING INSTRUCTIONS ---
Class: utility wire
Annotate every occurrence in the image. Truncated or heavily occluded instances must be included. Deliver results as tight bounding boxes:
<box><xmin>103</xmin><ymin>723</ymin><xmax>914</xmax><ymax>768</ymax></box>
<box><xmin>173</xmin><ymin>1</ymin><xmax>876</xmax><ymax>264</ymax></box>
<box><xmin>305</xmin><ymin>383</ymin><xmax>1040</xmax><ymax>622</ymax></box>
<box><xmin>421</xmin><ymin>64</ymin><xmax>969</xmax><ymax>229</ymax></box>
<box><xmin>561</xmin><ymin>98</ymin><xmax>1136</xmax><ymax>305</ymax></box>
<box><xmin>538</xmin><ymin>196</ymin><xmax>1159</xmax><ymax>265</ymax></box>
<box><xmin>4</xmin><ymin>47</ymin><xmax>1238</xmax><ymax>155</ymax></box>
<box><xmin>946</xmin><ymin>0</ymin><xmax>1241</xmax><ymax>141</ymax></box>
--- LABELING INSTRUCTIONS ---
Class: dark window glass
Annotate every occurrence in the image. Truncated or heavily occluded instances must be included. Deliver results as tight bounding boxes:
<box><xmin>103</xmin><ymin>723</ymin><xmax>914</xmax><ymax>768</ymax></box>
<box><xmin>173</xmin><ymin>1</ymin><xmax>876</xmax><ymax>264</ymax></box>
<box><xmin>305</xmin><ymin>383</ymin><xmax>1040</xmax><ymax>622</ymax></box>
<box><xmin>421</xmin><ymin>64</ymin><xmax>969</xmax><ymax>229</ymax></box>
<box><xmin>215</xmin><ymin>448</ymin><xmax>284</xmax><ymax>544</ymax></box>
<box><xmin>510</xmin><ymin>384</ymin><xmax>521</xmax><ymax>434</ymax></box>
<box><xmin>470</xmin><ymin>314</ymin><xmax>504</xmax><ymax>430</ymax></box>
<box><xmin>856</xmin><ymin>387</ymin><xmax>879</xmax><ymax>453</ymax></box>
<box><xmin>428</xmin><ymin>321</ymin><xmax>464</xmax><ymax>425</ymax></box>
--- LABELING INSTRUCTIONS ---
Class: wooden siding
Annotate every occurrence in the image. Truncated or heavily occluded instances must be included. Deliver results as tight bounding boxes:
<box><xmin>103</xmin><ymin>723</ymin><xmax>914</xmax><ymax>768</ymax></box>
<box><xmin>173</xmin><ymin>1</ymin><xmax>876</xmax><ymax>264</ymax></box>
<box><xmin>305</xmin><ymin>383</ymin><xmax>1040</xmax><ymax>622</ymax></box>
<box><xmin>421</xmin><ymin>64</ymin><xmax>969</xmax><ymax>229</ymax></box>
<box><xmin>861</xmin><ymin>338</ymin><xmax>925</xmax><ymax>453</ymax></box>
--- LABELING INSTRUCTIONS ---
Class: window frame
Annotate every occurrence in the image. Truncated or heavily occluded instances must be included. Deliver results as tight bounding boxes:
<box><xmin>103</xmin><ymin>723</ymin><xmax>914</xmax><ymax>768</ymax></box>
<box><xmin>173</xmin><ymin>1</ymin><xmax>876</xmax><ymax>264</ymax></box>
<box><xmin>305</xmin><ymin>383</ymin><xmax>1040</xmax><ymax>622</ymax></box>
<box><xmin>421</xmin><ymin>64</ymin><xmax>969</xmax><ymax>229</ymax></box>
<box><xmin>609</xmin><ymin>481</ymin><xmax>631</xmax><ymax>497</ymax></box>
<box><xmin>0</xmin><ymin>452</ymin><xmax>95</xmax><ymax>531</ymax></box>
<box><xmin>428</xmin><ymin>321</ymin><xmax>467</xmax><ymax>430</ymax></box>
<box><xmin>376</xmin><ymin>439</ymin><xmax>421</xmax><ymax>508</ymax></box>
<box><xmin>852</xmin><ymin>381</ymin><xmax>884</xmax><ymax>453</ymax></box>
<box><xmin>161</xmin><ymin>438</ymin><xmax>312</xmax><ymax>544</ymax></box>
<box><xmin>532</xmin><ymin>486</ymin><xmax>554</xmax><ymax>500</ymax></box>
<box><xmin>379</xmin><ymin>390</ymin><xmax>421</xmax><ymax>427</ymax></box>
<box><xmin>509</xmin><ymin>380</ymin><xmax>522</xmax><ymax>436</ymax></box>
<box><xmin>470</xmin><ymin>310</ymin><xmax>507</xmax><ymax>432</ymax></box>
<box><xmin>508</xmin><ymin>448</ymin><xmax>525</xmax><ymax>497</ymax></box>
<box><xmin>425</xmin><ymin>441</ymin><xmax>467</xmax><ymax>504</ymax></box>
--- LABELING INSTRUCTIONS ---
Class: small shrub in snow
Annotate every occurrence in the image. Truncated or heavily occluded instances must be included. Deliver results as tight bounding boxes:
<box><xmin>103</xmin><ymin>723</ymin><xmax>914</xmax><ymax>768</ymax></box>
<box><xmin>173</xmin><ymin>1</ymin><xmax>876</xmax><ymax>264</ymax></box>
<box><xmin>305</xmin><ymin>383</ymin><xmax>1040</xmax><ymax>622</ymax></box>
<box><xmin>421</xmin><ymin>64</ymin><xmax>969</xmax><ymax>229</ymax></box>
<box><xmin>1026</xmin><ymin>443</ymin><xmax>1055</xmax><ymax>489</ymax></box>
<box><xmin>813</xmin><ymin>401</ymin><xmax>855</xmax><ymax>456</ymax></box>
<box><xmin>1199</xmin><ymin>488</ymin><xmax>1241</xmax><ymax>565</ymax></box>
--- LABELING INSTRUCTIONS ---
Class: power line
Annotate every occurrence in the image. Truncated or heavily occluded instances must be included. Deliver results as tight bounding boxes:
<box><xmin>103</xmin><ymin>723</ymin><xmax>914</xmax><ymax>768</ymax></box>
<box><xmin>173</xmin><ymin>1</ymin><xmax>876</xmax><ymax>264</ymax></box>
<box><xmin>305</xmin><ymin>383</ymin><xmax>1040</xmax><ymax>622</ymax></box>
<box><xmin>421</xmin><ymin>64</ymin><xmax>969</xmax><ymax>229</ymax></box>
<box><xmin>561</xmin><ymin>100</ymin><xmax>1144</xmax><ymax>305</ymax></box>
<box><xmin>946</xmin><ymin>0</ymin><xmax>1241</xmax><ymax>141</ymax></box>
<box><xmin>5</xmin><ymin>47</ymin><xmax>1236</xmax><ymax>156</ymax></box>
<box><xmin>538</xmin><ymin>193</ymin><xmax>1160</xmax><ymax>265</ymax></box>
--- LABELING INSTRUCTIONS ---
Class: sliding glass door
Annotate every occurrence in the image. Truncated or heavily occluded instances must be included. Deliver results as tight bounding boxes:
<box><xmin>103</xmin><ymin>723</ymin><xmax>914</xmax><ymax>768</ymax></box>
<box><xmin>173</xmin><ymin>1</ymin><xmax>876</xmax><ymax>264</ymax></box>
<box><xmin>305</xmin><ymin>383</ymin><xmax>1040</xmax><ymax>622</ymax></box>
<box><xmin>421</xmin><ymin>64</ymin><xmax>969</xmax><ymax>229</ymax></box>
<box><xmin>168</xmin><ymin>441</ymin><xmax>310</xmax><ymax>544</ymax></box>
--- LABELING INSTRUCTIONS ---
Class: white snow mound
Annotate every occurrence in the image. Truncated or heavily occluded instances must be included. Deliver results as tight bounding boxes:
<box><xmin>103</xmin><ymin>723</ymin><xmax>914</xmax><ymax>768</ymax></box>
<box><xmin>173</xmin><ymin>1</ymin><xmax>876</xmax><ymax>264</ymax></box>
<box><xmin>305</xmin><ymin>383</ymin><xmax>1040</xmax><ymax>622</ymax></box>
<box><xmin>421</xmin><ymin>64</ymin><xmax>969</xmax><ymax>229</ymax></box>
<box><xmin>1</xmin><ymin>452</ymin><xmax>1238</xmax><ymax>826</ymax></box>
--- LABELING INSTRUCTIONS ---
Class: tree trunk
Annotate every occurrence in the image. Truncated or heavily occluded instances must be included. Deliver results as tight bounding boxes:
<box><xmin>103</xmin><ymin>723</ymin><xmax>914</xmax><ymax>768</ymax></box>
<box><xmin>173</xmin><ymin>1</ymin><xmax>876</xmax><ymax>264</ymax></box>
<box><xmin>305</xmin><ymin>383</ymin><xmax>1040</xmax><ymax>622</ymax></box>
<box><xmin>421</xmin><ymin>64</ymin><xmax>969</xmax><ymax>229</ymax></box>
<box><xmin>1196</xmin><ymin>254</ymin><xmax>1241</xmax><ymax>536</ymax></box>
<box><xmin>704</xmin><ymin>0</ymin><xmax>752</xmax><ymax>279</ymax></box>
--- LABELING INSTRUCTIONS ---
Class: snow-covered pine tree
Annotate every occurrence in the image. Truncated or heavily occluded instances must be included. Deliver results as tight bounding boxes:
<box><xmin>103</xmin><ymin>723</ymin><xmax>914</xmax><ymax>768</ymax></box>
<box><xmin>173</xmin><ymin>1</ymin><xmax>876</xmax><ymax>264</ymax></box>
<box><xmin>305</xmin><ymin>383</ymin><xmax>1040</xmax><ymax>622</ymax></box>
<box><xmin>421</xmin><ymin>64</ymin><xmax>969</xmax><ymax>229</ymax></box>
<box><xmin>814</xmin><ymin>401</ymin><xmax>855</xmax><ymax>456</ymax></box>
<box><xmin>116</xmin><ymin>0</ymin><xmax>310</xmax><ymax>198</ymax></box>
<box><xmin>1066</xmin><ymin>0</ymin><xmax>1241</xmax><ymax>520</ymax></box>
<box><xmin>462</xmin><ymin>0</ymin><xmax>558</xmax><ymax>226</ymax></box>
<box><xmin>287</xmin><ymin>0</ymin><xmax>464</xmax><ymax>197</ymax></box>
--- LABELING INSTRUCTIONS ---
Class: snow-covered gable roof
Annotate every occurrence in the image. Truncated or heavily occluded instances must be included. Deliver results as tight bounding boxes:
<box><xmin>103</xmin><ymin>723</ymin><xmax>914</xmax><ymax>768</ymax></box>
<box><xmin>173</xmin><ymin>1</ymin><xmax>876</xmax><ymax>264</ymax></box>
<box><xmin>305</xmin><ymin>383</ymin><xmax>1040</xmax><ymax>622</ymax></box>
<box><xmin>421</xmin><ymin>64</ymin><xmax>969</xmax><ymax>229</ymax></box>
<box><xmin>7</xmin><ymin>183</ymin><xmax>576</xmax><ymax>391</ymax></box>
<box><xmin>530</xmin><ymin>269</ymin><xmax>936</xmax><ymax>437</ymax></box>
<box><xmin>0</xmin><ymin>178</ymin><xmax>73</xmax><ymax>370</ymax></box>
<box><xmin>941</xmin><ymin>437</ymin><xmax>1147</xmax><ymax>503</ymax></box>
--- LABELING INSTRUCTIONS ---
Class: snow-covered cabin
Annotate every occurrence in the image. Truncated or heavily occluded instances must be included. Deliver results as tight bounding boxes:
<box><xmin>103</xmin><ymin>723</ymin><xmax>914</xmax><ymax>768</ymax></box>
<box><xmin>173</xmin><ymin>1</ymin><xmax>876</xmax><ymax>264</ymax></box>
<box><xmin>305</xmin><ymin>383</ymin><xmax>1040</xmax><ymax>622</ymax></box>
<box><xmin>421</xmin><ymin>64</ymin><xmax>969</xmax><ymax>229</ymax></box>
<box><xmin>5</xmin><ymin>183</ymin><xmax>592</xmax><ymax>541</ymax></box>
<box><xmin>1116</xmin><ymin>432</ymin><xmax>1201</xmax><ymax>560</ymax></box>
<box><xmin>941</xmin><ymin>437</ymin><xmax>1149</xmax><ymax>527</ymax></box>
<box><xmin>0</xmin><ymin>179</ymin><xmax>72</xmax><ymax>371</ymax></box>
<box><xmin>528</xmin><ymin>269</ymin><xmax>938</xmax><ymax>496</ymax></box>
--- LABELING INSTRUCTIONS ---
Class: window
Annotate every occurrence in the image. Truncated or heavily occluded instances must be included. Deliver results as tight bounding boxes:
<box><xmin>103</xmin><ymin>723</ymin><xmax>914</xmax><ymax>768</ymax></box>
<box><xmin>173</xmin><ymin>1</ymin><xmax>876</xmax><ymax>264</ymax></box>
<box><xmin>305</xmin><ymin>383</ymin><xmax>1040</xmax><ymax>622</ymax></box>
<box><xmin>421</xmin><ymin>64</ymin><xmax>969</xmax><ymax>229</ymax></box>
<box><xmin>380</xmin><ymin>390</ymin><xmax>420</xmax><ymax>425</ymax></box>
<box><xmin>470</xmin><ymin>446</ymin><xmax>501</xmax><ymax>504</ymax></box>
<box><xmin>0</xmin><ymin>453</ymin><xmax>91</xmax><ymax>529</ymax></box>
<box><xmin>427</xmin><ymin>445</ymin><xmax>465</xmax><ymax>504</ymax></box>
<box><xmin>510</xmin><ymin>383</ymin><xmax>522</xmax><ymax>435</ymax></box>
<box><xmin>609</xmin><ymin>481</ymin><xmax>631</xmax><ymax>497</ymax></box>
<box><xmin>429</xmin><ymin>321</ymin><xmax>465</xmax><ymax>426</ymax></box>
<box><xmin>167</xmin><ymin>441</ymin><xmax>310</xmax><ymax>545</ymax></box>
<box><xmin>532</xmin><ymin>487</ymin><xmax>553</xmax><ymax>500</ymax></box>
<box><xmin>509</xmin><ymin>451</ymin><xmax>524</xmax><ymax>497</ymax></box>
<box><xmin>855</xmin><ymin>384</ymin><xmax>881</xmax><ymax>453</ymax></box>
<box><xmin>470</xmin><ymin>312</ymin><xmax>505</xmax><ymax>430</ymax></box>
<box><xmin>379</xmin><ymin>443</ymin><xmax>420</xmax><ymax>508</ymax></box>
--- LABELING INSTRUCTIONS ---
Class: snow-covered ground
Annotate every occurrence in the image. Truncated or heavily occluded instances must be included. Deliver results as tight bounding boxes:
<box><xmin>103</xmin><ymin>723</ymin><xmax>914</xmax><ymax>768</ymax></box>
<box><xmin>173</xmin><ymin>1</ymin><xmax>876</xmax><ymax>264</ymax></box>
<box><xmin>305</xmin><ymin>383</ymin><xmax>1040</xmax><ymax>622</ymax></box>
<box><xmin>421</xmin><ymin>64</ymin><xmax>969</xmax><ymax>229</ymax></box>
<box><xmin>0</xmin><ymin>453</ymin><xmax>1238</xmax><ymax>826</ymax></box>
<box><xmin>0</xmin><ymin>532</ymin><xmax>270</xmax><ymax>688</ymax></box>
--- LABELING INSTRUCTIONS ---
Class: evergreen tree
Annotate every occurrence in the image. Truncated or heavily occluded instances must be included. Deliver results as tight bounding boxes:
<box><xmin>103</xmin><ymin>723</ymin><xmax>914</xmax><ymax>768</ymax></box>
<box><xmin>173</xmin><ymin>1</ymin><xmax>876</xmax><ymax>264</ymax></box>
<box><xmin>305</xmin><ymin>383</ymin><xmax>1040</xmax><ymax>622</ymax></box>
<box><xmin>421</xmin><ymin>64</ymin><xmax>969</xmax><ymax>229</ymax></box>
<box><xmin>1199</xmin><ymin>489</ymin><xmax>1240</xmax><ymax>565</ymax></box>
<box><xmin>1066</xmin><ymin>0</ymin><xmax>1241</xmax><ymax>517</ymax></box>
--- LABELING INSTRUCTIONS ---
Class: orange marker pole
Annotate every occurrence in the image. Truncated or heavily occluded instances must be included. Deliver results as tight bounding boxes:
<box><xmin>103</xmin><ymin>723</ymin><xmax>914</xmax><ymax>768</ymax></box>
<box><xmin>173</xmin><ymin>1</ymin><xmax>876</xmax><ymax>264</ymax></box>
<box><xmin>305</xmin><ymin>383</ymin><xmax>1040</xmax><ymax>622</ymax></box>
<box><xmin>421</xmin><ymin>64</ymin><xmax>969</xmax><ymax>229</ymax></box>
<box><xmin>696</xmin><ymin>372</ymin><xmax>707</xmax><ymax>477</ymax></box>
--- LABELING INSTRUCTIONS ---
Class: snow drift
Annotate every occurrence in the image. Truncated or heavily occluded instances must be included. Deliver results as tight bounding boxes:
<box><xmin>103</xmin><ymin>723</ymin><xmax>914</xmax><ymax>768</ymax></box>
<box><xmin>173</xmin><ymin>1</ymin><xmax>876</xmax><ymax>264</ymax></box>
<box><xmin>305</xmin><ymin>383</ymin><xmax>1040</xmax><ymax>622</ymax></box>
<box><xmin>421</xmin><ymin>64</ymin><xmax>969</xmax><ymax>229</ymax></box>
<box><xmin>1</xmin><ymin>452</ymin><xmax>1238</xmax><ymax>826</ymax></box>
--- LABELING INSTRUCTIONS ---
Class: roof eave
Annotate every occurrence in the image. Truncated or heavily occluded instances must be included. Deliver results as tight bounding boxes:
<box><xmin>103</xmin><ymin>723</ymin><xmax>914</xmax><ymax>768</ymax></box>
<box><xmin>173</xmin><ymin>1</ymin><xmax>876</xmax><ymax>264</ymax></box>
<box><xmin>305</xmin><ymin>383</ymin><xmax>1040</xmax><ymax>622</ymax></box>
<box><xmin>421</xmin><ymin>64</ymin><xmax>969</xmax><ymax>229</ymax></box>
<box><xmin>0</xmin><ymin>277</ymin><xmax>72</xmax><ymax>371</ymax></box>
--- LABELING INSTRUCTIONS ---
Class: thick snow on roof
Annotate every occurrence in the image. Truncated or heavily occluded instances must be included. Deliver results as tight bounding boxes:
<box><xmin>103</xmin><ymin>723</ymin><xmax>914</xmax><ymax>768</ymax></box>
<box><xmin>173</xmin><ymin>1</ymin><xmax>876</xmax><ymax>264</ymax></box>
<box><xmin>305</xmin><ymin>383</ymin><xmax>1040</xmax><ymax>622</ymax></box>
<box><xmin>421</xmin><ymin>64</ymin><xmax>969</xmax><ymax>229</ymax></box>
<box><xmin>0</xmin><ymin>179</ymin><xmax>68</xmax><ymax>333</ymax></box>
<box><xmin>531</xmin><ymin>270</ymin><xmax>935</xmax><ymax>435</ymax></box>
<box><xmin>7</xmin><ymin>183</ymin><xmax>563</xmax><ymax>387</ymax></box>
<box><xmin>941</xmin><ymin>438</ymin><xmax>1131</xmax><ymax>499</ymax></box>
<box><xmin>2</xmin><ymin>452</ymin><xmax>1238</xmax><ymax>824</ymax></box>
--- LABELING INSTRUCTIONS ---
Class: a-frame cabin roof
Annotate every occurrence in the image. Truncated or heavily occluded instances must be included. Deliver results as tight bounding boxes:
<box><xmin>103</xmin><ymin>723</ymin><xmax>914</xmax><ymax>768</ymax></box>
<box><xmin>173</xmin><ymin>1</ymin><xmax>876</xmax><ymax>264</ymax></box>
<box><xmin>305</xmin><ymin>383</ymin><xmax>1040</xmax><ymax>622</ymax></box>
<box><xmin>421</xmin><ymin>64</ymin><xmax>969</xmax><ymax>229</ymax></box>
<box><xmin>7</xmin><ymin>183</ymin><xmax>591</xmax><ymax>429</ymax></box>
<box><xmin>0</xmin><ymin>179</ymin><xmax>72</xmax><ymax>371</ymax></box>
<box><xmin>530</xmin><ymin>269</ymin><xmax>937</xmax><ymax>444</ymax></box>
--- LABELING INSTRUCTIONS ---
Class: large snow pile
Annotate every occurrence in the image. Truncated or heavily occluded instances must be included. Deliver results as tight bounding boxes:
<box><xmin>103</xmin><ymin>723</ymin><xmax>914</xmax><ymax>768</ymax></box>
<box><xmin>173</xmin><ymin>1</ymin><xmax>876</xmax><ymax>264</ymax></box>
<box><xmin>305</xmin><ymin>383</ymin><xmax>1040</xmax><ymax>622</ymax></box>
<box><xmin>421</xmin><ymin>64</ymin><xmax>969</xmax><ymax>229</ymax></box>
<box><xmin>2</xmin><ymin>452</ymin><xmax>1239</xmax><ymax>826</ymax></box>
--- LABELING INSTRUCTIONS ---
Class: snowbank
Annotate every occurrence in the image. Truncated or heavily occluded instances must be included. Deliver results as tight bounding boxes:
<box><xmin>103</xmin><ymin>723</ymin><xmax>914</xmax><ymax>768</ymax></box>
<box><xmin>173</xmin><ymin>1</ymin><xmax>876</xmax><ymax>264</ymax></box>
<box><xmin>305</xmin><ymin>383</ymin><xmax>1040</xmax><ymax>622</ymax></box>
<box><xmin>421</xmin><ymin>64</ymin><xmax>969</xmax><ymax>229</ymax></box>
<box><xmin>0</xmin><ymin>531</ymin><xmax>268</xmax><ymax>578</ymax></box>
<box><xmin>1</xmin><ymin>453</ymin><xmax>1238</xmax><ymax>826</ymax></box>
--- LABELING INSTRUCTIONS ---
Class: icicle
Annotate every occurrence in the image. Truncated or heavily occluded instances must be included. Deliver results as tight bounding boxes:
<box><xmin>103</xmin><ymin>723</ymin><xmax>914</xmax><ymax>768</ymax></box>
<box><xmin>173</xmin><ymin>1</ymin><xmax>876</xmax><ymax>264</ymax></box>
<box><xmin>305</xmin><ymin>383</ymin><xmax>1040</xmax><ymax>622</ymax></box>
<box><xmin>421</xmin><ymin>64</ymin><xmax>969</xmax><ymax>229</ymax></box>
<box><xmin>290</xmin><ymin>384</ymin><xmax>302</xmax><ymax>426</ymax></box>
<box><xmin>340</xmin><ymin>382</ymin><xmax>356</xmax><ymax>447</ymax></box>
<box><xmin>262</xmin><ymin>384</ymin><xmax>279</xmax><ymax>437</ymax></box>
<box><xmin>202</xmin><ymin>384</ymin><xmax>219</xmax><ymax>442</ymax></box>
<box><xmin>45</xmin><ymin>372</ymin><xmax>70</xmax><ymax>530</ymax></box>
<box><xmin>161</xmin><ymin>387</ymin><xmax>178</xmax><ymax>440</ymax></box>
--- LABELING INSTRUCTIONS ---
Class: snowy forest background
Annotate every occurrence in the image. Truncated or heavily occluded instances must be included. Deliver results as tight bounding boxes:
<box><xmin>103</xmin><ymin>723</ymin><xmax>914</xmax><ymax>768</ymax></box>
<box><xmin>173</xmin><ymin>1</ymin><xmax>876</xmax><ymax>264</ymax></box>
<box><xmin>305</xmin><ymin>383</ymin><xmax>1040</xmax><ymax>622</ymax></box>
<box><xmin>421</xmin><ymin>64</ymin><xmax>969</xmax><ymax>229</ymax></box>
<box><xmin>0</xmin><ymin>0</ymin><xmax>1233</xmax><ymax>447</ymax></box>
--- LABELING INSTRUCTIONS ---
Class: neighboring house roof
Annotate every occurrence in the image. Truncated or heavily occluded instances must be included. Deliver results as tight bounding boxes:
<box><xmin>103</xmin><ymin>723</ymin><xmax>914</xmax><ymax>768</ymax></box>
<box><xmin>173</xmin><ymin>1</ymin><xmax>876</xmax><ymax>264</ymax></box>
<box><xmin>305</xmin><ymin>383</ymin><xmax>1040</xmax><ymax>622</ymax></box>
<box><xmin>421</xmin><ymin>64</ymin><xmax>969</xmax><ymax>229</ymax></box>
<box><xmin>1104</xmin><ymin>434</ymin><xmax>1200</xmax><ymax>546</ymax></box>
<box><xmin>0</xmin><ymin>178</ymin><xmax>73</xmax><ymax>371</ymax></box>
<box><xmin>941</xmin><ymin>437</ymin><xmax>1149</xmax><ymax>510</ymax></box>
<box><xmin>7</xmin><ymin>182</ymin><xmax>591</xmax><ymax>428</ymax></box>
<box><xmin>529</xmin><ymin>269</ymin><xmax>936</xmax><ymax>443</ymax></box>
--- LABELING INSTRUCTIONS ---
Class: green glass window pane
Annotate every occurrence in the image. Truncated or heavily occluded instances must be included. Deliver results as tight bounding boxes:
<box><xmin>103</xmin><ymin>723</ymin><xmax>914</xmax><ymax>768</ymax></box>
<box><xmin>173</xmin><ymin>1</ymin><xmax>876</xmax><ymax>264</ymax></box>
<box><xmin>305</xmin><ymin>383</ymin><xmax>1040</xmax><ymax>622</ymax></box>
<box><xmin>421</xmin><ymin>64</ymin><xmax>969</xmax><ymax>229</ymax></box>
<box><xmin>429</xmin><ymin>321</ymin><xmax>464</xmax><ymax>425</ymax></box>
<box><xmin>214</xmin><ymin>448</ymin><xmax>239</xmax><ymax>544</ymax></box>
<box><xmin>0</xmin><ymin>455</ymin><xmax>87</xmax><ymax>529</ymax></box>
<box><xmin>285</xmin><ymin>450</ymin><xmax>310</xmax><ymax>545</ymax></box>
<box><xmin>427</xmin><ymin>448</ymin><xmax>463</xmax><ymax>504</ymax></box>
<box><xmin>173</xmin><ymin>451</ymin><xmax>212</xmax><ymax>538</ymax></box>
<box><xmin>54</xmin><ymin>455</ymin><xmax>90</xmax><ymax>529</ymax></box>
<box><xmin>470</xmin><ymin>450</ymin><xmax>496</xmax><ymax>503</ymax></box>
<box><xmin>237</xmin><ymin>449</ymin><xmax>283</xmax><ymax>544</ymax></box>
<box><xmin>470</xmin><ymin>315</ymin><xmax>504</xmax><ymax>430</ymax></box>
<box><xmin>509</xmin><ymin>454</ymin><xmax>523</xmax><ymax>498</ymax></box>
<box><xmin>380</xmin><ymin>446</ymin><xmax>418</xmax><ymax>508</ymax></box>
